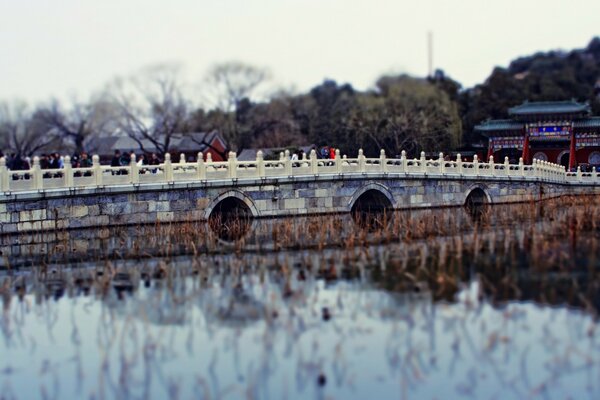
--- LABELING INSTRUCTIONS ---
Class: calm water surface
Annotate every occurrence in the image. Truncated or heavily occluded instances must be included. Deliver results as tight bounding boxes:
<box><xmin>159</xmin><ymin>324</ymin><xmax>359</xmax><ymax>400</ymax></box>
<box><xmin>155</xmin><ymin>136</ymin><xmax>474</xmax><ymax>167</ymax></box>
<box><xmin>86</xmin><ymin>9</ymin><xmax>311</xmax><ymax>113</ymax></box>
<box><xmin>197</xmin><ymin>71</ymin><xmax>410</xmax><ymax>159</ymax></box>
<box><xmin>1</xmin><ymin>200</ymin><xmax>600</xmax><ymax>399</ymax></box>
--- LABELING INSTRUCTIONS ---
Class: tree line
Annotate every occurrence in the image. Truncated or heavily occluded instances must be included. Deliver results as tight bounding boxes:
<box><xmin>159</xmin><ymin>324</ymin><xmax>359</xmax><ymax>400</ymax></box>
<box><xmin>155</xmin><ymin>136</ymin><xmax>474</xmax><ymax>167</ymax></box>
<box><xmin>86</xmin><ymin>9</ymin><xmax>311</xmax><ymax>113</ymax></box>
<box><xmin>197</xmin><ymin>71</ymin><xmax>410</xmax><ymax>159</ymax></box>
<box><xmin>1</xmin><ymin>37</ymin><xmax>599</xmax><ymax>160</ymax></box>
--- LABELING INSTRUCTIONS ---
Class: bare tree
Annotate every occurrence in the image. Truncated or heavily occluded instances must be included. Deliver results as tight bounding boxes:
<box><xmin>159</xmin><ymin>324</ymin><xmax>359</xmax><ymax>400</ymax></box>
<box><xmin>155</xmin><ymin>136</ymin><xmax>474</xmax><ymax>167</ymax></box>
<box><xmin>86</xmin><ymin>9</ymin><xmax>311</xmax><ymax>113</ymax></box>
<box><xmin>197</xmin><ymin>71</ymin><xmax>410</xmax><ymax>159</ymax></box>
<box><xmin>0</xmin><ymin>101</ymin><xmax>60</xmax><ymax>157</ymax></box>
<box><xmin>35</xmin><ymin>97</ymin><xmax>117</xmax><ymax>154</ymax></box>
<box><xmin>109</xmin><ymin>64</ymin><xmax>189</xmax><ymax>155</ymax></box>
<box><xmin>204</xmin><ymin>61</ymin><xmax>271</xmax><ymax>111</ymax></box>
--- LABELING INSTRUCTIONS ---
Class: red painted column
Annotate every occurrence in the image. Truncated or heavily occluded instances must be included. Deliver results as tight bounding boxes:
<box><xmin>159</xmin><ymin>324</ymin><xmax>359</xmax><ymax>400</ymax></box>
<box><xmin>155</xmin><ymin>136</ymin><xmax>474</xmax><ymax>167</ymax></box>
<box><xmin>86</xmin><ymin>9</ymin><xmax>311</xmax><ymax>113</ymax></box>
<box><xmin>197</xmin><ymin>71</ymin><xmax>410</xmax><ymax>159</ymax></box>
<box><xmin>487</xmin><ymin>138</ymin><xmax>493</xmax><ymax>162</ymax></box>
<box><xmin>568</xmin><ymin>129</ymin><xmax>577</xmax><ymax>171</ymax></box>
<box><xmin>522</xmin><ymin>134</ymin><xmax>530</xmax><ymax>164</ymax></box>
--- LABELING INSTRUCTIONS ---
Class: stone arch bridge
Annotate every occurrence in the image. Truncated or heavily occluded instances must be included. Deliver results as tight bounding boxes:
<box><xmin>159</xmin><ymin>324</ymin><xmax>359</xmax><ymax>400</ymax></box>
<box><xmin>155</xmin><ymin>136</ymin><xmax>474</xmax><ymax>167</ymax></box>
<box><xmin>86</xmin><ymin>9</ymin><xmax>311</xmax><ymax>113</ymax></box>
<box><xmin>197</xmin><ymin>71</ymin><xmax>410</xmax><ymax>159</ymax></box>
<box><xmin>0</xmin><ymin>150</ymin><xmax>599</xmax><ymax>234</ymax></box>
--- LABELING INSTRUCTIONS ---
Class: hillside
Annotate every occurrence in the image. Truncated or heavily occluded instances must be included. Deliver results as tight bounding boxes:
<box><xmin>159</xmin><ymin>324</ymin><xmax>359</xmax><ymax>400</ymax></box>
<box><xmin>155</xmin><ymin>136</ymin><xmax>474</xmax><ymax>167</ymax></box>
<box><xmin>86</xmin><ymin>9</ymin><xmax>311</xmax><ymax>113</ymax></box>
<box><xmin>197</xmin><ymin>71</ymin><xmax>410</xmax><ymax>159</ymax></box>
<box><xmin>461</xmin><ymin>37</ymin><xmax>600</xmax><ymax>143</ymax></box>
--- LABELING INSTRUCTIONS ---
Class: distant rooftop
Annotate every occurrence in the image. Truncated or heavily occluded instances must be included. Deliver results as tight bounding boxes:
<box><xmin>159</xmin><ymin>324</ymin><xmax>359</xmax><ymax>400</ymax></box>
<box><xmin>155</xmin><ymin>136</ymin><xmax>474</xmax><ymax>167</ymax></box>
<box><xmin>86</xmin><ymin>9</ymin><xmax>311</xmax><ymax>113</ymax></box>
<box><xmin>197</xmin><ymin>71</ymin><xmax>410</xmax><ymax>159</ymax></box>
<box><xmin>474</xmin><ymin>119</ymin><xmax>524</xmax><ymax>132</ymax></box>
<box><xmin>573</xmin><ymin>116</ymin><xmax>600</xmax><ymax>128</ymax></box>
<box><xmin>508</xmin><ymin>100</ymin><xmax>591</xmax><ymax>116</ymax></box>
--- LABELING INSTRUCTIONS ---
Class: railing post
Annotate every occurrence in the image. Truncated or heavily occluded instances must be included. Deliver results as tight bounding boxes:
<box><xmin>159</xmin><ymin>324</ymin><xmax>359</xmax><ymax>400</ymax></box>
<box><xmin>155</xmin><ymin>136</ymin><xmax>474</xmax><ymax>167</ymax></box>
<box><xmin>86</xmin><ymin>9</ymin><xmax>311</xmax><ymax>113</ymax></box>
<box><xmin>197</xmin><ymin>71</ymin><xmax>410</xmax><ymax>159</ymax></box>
<box><xmin>197</xmin><ymin>152</ymin><xmax>206</xmax><ymax>180</ymax></box>
<box><xmin>31</xmin><ymin>156</ymin><xmax>42</xmax><ymax>190</ymax></box>
<box><xmin>164</xmin><ymin>153</ymin><xmax>174</xmax><ymax>182</ymax></box>
<box><xmin>401</xmin><ymin>150</ymin><xmax>407</xmax><ymax>173</ymax></box>
<box><xmin>256</xmin><ymin>150</ymin><xmax>265</xmax><ymax>177</ymax></box>
<box><xmin>284</xmin><ymin>149</ymin><xmax>292</xmax><ymax>176</ymax></box>
<box><xmin>93</xmin><ymin>155</ymin><xmax>102</xmax><ymax>186</ymax></box>
<box><xmin>577</xmin><ymin>165</ymin><xmax>582</xmax><ymax>182</ymax></box>
<box><xmin>228</xmin><ymin>151</ymin><xmax>237</xmax><ymax>179</ymax></box>
<box><xmin>456</xmin><ymin>153</ymin><xmax>463</xmax><ymax>175</ymax></box>
<box><xmin>310</xmin><ymin>149</ymin><xmax>318</xmax><ymax>174</ymax></box>
<box><xmin>380</xmin><ymin>149</ymin><xmax>386</xmax><ymax>173</ymax></box>
<box><xmin>358</xmin><ymin>149</ymin><xmax>366</xmax><ymax>172</ymax></box>
<box><xmin>130</xmin><ymin>153</ymin><xmax>139</xmax><ymax>184</ymax></box>
<box><xmin>474</xmin><ymin>154</ymin><xmax>480</xmax><ymax>176</ymax></box>
<box><xmin>335</xmin><ymin>149</ymin><xmax>342</xmax><ymax>173</ymax></box>
<box><xmin>180</xmin><ymin>153</ymin><xmax>186</xmax><ymax>165</ymax></box>
<box><xmin>504</xmin><ymin>156</ymin><xmax>510</xmax><ymax>177</ymax></box>
<box><xmin>420</xmin><ymin>151</ymin><xmax>426</xmax><ymax>173</ymax></box>
<box><xmin>0</xmin><ymin>157</ymin><xmax>8</xmax><ymax>192</ymax></box>
<box><xmin>438</xmin><ymin>152</ymin><xmax>444</xmax><ymax>174</ymax></box>
<box><xmin>64</xmin><ymin>155</ymin><xmax>73</xmax><ymax>187</ymax></box>
<box><xmin>518</xmin><ymin>157</ymin><xmax>524</xmax><ymax>177</ymax></box>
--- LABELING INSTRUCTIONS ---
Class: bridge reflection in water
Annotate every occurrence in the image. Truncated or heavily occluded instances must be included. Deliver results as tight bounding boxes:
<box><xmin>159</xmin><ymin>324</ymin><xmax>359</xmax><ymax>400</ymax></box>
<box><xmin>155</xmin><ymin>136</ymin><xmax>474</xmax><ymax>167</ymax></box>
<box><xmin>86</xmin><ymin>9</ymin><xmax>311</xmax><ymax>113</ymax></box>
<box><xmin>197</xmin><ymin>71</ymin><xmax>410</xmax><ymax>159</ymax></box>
<box><xmin>1</xmin><ymin>198</ymin><xmax>599</xmax><ymax>399</ymax></box>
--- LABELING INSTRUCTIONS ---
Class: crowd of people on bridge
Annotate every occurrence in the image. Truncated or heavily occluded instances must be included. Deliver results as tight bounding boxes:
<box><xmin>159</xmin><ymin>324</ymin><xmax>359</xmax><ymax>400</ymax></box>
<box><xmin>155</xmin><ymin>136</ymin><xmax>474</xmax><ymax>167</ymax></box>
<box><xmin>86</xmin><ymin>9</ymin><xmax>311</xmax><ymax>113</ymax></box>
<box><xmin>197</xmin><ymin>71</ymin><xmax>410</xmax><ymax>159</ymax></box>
<box><xmin>0</xmin><ymin>150</ymin><xmax>166</xmax><ymax>172</ymax></box>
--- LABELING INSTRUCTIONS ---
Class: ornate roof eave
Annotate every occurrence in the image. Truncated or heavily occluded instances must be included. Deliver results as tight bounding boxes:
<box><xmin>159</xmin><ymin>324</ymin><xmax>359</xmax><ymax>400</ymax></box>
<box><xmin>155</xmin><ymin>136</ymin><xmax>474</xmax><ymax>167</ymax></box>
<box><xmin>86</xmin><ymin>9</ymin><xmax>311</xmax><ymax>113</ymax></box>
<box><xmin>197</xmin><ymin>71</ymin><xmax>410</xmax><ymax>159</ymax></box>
<box><xmin>508</xmin><ymin>100</ymin><xmax>591</xmax><ymax>116</ymax></box>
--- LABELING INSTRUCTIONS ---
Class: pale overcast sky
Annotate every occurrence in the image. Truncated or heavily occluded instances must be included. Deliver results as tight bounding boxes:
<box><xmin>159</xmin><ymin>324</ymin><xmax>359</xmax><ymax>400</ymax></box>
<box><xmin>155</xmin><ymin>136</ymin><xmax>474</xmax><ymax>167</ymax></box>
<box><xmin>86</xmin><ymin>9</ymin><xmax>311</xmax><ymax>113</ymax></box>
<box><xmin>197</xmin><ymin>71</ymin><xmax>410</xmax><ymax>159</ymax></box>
<box><xmin>1</xmin><ymin>0</ymin><xmax>599</xmax><ymax>104</ymax></box>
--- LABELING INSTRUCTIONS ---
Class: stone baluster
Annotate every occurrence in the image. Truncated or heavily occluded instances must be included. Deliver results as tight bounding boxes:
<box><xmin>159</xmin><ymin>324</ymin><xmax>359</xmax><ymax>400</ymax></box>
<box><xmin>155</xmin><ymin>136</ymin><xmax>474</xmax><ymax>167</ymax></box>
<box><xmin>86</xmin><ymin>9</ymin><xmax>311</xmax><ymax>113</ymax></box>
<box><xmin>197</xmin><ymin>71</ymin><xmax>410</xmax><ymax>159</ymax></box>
<box><xmin>228</xmin><ymin>151</ymin><xmax>237</xmax><ymax>179</ymax></box>
<box><xmin>257</xmin><ymin>150</ymin><xmax>265</xmax><ymax>177</ymax></box>
<box><xmin>0</xmin><ymin>157</ymin><xmax>8</xmax><ymax>192</ymax></box>
<box><xmin>504</xmin><ymin>156</ymin><xmax>510</xmax><ymax>176</ymax></box>
<box><xmin>358</xmin><ymin>149</ymin><xmax>366</xmax><ymax>172</ymax></box>
<box><xmin>130</xmin><ymin>153</ymin><xmax>139</xmax><ymax>184</ymax></box>
<box><xmin>284</xmin><ymin>149</ymin><xmax>292</xmax><ymax>176</ymax></box>
<box><xmin>401</xmin><ymin>150</ymin><xmax>407</xmax><ymax>173</ymax></box>
<box><xmin>205</xmin><ymin>153</ymin><xmax>214</xmax><ymax>175</ymax></box>
<box><xmin>164</xmin><ymin>153</ymin><xmax>174</xmax><ymax>182</ymax></box>
<box><xmin>179</xmin><ymin>153</ymin><xmax>186</xmax><ymax>164</ymax></box>
<box><xmin>64</xmin><ymin>155</ymin><xmax>73</xmax><ymax>187</ymax></box>
<box><xmin>474</xmin><ymin>154</ymin><xmax>480</xmax><ymax>176</ymax></box>
<box><xmin>438</xmin><ymin>152</ymin><xmax>444</xmax><ymax>174</ymax></box>
<box><xmin>197</xmin><ymin>152</ymin><xmax>206</xmax><ymax>180</ymax></box>
<box><xmin>310</xmin><ymin>149</ymin><xmax>318</xmax><ymax>174</ymax></box>
<box><xmin>456</xmin><ymin>153</ymin><xmax>462</xmax><ymax>175</ymax></box>
<box><xmin>93</xmin><ymin>155</ymin><xmax>102</xmax><ymax>186</ymax></box>
<box><xmin>518</xmin><ymin>157</ymin><xmax>524</xmax><ymax>177</ymax></box>
<box><xmin>380</xmin><ymin>149</ymin><xmax>386</xmax><ymax>173</ymax></box>
<box><xmin>32</xmin><ymin>156</ymin><xmax>42</xmax><ymax>190</ymax></box>
<box><xmin>420</xmin><ymin>151</ymin><xmax>426</xmax><ymax>173</ymax></box>
<box><xmin>577</xmin><ymin>165</ymin><xmax>582</xmax><ymax>182</ymax></box>
<box><xmin>335</xmin><ymin>149</ymin><xmax>341</xmax><ymax>173</ymax></box>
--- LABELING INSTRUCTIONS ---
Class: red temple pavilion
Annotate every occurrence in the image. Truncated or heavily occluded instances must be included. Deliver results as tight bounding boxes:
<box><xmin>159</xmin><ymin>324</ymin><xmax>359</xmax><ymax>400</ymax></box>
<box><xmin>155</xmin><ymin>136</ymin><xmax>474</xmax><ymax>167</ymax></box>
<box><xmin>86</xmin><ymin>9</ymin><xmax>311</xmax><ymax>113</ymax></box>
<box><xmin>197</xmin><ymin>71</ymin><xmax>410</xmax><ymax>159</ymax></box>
<box><xmin>475</xmin><ymin>100</ymin><xmax>600</xmax><ymax>170</ymax></box>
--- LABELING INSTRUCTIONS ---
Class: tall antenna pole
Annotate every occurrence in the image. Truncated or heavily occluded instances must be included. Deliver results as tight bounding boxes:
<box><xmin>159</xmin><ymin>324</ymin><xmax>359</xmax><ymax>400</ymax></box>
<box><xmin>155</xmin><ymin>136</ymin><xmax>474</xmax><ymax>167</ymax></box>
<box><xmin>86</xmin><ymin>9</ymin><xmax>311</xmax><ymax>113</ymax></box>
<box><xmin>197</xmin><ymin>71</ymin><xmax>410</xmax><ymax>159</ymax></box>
<box><xmin>427</xmin><ymin>30</ymin><xmax>433</xmax><ymax>78</ymax></box>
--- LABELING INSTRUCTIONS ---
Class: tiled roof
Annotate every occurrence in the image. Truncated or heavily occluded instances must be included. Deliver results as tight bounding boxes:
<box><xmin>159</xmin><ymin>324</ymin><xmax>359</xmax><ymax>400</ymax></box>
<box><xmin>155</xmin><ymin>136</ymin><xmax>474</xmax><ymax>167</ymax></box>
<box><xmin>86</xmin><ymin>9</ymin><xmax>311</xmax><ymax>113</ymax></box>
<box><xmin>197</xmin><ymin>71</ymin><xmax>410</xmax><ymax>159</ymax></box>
<box><xmin>509</xmin><ymin>101</ymin><xmax>590</xmax><ymax>116</ymax></box>
<box><xmin>474</xmin><ymin>119</ymin><xmax>524</xmax><ymax>132</ymax></box>
<box><xmin>574</xmin><ymin>117</ymin><xmax>600</xmax><ymax>128</ymax></box>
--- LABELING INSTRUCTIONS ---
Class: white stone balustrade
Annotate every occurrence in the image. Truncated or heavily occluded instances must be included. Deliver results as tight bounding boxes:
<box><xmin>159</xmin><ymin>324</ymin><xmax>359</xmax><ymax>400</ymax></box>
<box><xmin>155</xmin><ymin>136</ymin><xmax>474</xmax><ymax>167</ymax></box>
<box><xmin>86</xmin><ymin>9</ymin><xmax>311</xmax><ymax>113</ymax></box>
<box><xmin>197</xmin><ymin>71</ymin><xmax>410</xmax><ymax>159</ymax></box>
<box><xmin>0</xmin><ymin>150</ymin><xmax>598</xmax><ymax>194</ymax></box>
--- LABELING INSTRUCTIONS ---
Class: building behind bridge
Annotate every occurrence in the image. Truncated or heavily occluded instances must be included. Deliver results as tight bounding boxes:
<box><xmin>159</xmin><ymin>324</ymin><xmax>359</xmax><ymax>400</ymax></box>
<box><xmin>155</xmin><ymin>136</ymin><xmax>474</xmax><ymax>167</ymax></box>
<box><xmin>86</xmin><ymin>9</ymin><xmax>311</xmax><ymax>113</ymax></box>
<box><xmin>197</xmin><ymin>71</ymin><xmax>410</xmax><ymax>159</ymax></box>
<box><xmin>475</xmin><ymin>100</ymin><xmax>600</xmax><ymax>170</ymax></box>
<box><xmin>86</xmin><ymin>131</ymin><xmax>228</xmax><ymax>163</ymax></box>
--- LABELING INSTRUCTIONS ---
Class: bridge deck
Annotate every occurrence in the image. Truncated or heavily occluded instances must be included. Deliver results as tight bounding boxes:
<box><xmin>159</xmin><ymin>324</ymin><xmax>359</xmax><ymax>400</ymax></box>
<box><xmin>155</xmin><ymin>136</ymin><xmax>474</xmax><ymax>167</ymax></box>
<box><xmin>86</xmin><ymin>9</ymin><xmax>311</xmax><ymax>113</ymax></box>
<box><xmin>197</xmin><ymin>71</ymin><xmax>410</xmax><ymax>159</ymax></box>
<box><xmin>1</xmin><ymin>150</ymin><xmax>597</xmax><ymax>198</ymax></box>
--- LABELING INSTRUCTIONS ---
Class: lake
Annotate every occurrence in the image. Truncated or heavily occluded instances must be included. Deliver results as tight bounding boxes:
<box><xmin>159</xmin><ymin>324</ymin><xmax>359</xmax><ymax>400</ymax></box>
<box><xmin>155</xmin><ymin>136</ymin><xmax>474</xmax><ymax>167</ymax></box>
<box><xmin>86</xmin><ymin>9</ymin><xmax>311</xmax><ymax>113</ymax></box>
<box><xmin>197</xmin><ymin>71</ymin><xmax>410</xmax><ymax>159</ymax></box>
<box><xmin>1</xmin><ymin>197</ymin><xmax>599</xmax><ymax>399</ymax></box>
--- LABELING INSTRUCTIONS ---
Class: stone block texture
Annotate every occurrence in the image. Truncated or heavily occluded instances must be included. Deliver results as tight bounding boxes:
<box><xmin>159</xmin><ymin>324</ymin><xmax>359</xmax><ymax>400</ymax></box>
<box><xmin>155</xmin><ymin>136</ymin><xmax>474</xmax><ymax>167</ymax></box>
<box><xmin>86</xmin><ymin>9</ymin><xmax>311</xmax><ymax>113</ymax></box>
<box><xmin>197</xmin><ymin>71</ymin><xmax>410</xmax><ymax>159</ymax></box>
<box><xmin>1</xmin><ymin>176</ymin><xmax>598</xmax><ymax>234</ymax></box>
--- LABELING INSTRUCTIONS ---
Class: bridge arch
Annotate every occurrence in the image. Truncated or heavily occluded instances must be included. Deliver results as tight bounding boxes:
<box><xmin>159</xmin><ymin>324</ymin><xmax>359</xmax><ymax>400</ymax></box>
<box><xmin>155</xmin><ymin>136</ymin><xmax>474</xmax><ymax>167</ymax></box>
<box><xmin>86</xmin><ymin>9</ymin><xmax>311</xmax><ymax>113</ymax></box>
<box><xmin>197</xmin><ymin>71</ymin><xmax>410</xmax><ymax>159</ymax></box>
<box><xmin>205</xmin><ymin>190</ymin><xmax>259</xmax><ymax>220</ymax></box>
<box><xmin>464</xmin><ymin>185</ymin><xmax>491</xmax><ymax>208</ymax></box>
<box><xmin>349</xmin><ymin>183</ymin><xmax>394</xmax><ymax>214</ymax></box>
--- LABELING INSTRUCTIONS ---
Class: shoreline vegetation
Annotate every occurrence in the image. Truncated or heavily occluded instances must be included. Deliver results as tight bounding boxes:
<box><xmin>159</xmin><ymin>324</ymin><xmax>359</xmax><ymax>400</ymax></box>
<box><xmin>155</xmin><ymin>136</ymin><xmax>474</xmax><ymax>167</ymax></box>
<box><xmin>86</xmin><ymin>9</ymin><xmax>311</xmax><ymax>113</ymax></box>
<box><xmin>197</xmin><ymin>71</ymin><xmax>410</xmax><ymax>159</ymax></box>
<box><xmin>1</xmin><ymin>196</ymin><xmax>599</xmax><ymax>314</ymax></box>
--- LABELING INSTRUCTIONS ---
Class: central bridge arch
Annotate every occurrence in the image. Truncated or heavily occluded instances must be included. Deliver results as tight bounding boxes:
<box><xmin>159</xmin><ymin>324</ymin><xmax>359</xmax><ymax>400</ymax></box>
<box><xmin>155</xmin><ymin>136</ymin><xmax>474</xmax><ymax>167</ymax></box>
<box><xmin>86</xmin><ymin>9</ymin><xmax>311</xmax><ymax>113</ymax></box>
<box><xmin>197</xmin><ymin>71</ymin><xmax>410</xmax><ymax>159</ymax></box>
<box><xmin>349</xmin><ymin>183</ymin><xmax>394</xmax><ymax>214</ymax></box>
<box><xmin>464</xmin><ymin>185</ymin><xmax>491</xmax><ymax>208</ymax></box>
<box><xmin>205</xmin><ymin>190</ymin><xmax>258</xmax><ymax>241</ymax></box>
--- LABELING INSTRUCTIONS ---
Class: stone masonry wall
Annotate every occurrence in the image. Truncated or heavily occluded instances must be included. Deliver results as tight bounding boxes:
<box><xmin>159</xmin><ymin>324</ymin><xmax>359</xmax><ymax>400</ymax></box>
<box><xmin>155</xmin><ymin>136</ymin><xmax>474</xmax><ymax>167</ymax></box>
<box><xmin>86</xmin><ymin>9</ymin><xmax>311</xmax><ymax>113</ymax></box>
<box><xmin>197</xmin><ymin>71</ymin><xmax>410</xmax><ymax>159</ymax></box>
<box><xmin>1</xmin><ymin>175</ymin><xmax>598</xmax><ymax>234</ymax></box>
